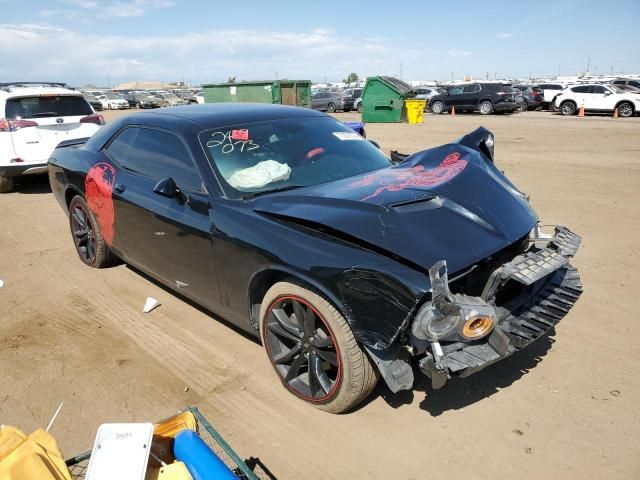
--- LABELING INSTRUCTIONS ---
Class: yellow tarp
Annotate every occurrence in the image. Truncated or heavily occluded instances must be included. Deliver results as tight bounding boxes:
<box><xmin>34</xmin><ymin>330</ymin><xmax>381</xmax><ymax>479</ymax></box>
<box><xmin>0</xmin><ymin>426</ymin><xmax>72</xmax><ymax>480</ymax></box>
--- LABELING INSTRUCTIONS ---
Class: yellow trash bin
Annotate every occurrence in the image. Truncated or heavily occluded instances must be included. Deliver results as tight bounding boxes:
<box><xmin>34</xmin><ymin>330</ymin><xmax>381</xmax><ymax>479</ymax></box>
<box><xmin>405</xmin><ymin>99</ymin><xmax>427</xmax><ymax>124</ymax></box>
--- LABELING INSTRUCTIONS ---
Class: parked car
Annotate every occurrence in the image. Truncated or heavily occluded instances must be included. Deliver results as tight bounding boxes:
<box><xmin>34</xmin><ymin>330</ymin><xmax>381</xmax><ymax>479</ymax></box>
<box><xmin>0</xmin><ymin>83</ymin><xmax>103</xmax><ymax>193</ymax></box>
<box><xmin>341</xmin><ymin>88</ymin><xmax>362</xmax><ymax>112</ymax></box>
<box><xmin>611</xmin><ymin>83</ymin><xmax>640</xmax><ymax>93</ymax></box>
<box><xmin>554</xmin><ymin>83</ymin><xmax>639</xmax><ymax>117</ymax></box>
<box><xmin>512</xmin><ymin>85</ymin><xmax>544</xmax><ymax>111</ymax></box>
<box><xmin>97</xmin><ymin>93</ymin><xmax>130</xmax><ymax>110</ymax></box>
<box><xmin>171</xmin><ymin>89</ymin><xmax>194</xmax><ymax>101</ymax></box>
<box><xmin>192</xmin><ymin>91</ymin><xmax>205</xmax><ymax>104</ymax></box>
<box><xmin>83</xmin><ymin>93</ymin><xmax>103</xmax><ymax>111</ymax></box>
<box><xmin>153</xmin><ymin>92</ymin><xmax>189</xmax><ymax>107</ymax></box>
<box><xmin>311</xmin><ymin>91</ymin><xmax>344</xmax><ymax>112</ymax></box>
<box><xmin>48</xmin><ymin>103</ymin><xmax>581</xmax><ymax>413</ymax></box>
<box><xmin>428</xmin><ymin>83</ymin><xmax>517</xmax><ymax>115</ymax></box>
<box><xmin>354</xmin><ymin>96</ymin><xmax>363</xmax><ymax>113</ymax></box>
<box><xmin>125</xmin><ymin>92</ymin><xmax>161</xmax><ymax>109</ymax></box>
<box><xmin>537</xmin><ymin>83</ymin><xmax>566</xmax><ymax>109</ymax></box>
<box><xmin>415</xmin><ymin>86</ymin><xmax>447</xmax><ymax>110</ymax></box>
<box><xmin>612</xmin><ymin>78</ymin><xmax>640</xmax><ymax>90</ymax></box>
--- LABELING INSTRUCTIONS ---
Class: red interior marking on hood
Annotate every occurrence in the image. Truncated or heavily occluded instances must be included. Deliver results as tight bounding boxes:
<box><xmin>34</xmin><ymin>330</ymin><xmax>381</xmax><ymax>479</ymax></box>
<box><xmin>361</xmin><ymin>152</ymin><xmax>467</xmax><ymax>201</ymax></box>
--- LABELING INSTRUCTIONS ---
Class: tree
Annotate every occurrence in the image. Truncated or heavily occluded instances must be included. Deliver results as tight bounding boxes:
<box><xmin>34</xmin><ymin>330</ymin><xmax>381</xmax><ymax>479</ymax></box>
<box><xmin>343</xmin><ymin>73</ymin><xmax>359</xmax><ymax>84</ymax></box>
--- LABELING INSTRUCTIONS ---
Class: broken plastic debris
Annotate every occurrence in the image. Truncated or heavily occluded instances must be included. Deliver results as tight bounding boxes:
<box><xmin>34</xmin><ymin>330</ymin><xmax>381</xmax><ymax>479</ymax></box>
<box><xmin>143</xmin><ymin>297</ymin><xmax>160</xmax><ymax>313</ymax></box>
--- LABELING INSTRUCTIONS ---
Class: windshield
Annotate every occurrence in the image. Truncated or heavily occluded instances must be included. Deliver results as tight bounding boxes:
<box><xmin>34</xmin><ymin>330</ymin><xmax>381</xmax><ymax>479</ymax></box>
<box><xmin>104</xmin><ymin>93</ymin><xmax>120</xmax><ymax>99</ymax></box>
<box><xmin>5</xmin><ymin>95</ymin><xmax>92</xmax><ymax>119</ymax></box>
<box><xmin>163</xmin><ymin>93</ymin><xmax>178</xmax><ymax>99</ymax></box>
<box><xmin>199</xmin><ymin>116</ymin><xmax>391</xmax><ymax>198</ymax></box>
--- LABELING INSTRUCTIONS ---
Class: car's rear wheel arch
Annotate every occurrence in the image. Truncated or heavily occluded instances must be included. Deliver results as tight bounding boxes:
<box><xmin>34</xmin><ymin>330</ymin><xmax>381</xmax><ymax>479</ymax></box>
<box><xmin>65</xmin><ymin>186</ymin><xmax>83</xmax><ymax>210</ymax></box>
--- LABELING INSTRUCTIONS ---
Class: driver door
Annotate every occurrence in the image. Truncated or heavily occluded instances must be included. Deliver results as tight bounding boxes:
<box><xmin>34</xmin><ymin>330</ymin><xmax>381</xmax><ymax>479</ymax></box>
<box><xmin>446</xmin><ymin>86</ymin><xmax>465</xmax><ymax>109</ymax></box>
<box><xmin>104</xmin><ymin>126</ymin><xmax>221</xmax><ymax>309</ymax></box>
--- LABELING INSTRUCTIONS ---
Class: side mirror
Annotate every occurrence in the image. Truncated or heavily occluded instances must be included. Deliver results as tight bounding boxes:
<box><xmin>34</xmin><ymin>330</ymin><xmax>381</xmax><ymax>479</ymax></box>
<box><xmin>153</xmin><ymin>177</ymin><xmax>186</xmax><ymax>203</ymax></box>
<box><xmin>604</xmin><ymin>91</ymin><xmax>611</xmax><ymax>96</ymax></box>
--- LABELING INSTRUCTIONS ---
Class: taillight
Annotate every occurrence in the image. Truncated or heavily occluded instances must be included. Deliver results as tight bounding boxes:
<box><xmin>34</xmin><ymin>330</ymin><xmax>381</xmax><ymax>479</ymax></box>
<box><xmin>80</xmin><ymin>114</ymin><xmax>105</xmax><ymax>126</ymax></box>
<box><xmin>0</xmin><ymin>118</ymin><xmax>39</xmax><ymax>132</ymax></box>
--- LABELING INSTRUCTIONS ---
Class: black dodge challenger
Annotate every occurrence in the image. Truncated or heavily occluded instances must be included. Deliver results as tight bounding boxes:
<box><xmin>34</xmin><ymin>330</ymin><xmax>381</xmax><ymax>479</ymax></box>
<box><xmin>48</xmin><ymin>104</ymin><xmax>582</xmax><ymax>413</ymax></box>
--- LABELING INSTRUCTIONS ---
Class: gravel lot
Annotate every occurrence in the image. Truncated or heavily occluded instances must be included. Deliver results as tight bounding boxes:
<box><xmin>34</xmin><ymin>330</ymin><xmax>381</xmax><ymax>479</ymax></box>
<box><xmin>1</xmin><ymin>109</ymin><xmax>639</xmax><ymax>479</ymax></box>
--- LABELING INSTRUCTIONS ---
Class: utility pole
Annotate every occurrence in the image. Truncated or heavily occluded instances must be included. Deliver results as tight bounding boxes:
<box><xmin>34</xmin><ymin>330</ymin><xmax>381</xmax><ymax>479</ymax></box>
<box><xmin>586</xmin><ymin>54</ymin><xmax>591</xmax><ymax>74</ymax></box>
<box><xmin>485</xmin><ymin>71</ymin><xmax>489</xmax><ymax>80</ymax></box>
<box><xmin>275</xmin><ymin>71</ymin><xmax>278</xmax><ymax>80</ymax></box>
<box><xmin>451</xmin><ymin>71</ymin><xmax>454</xmax><ymax>82</ymax></box>
<box><xmin>610</xmin><ymin>66</ymin><xmax>613</xmax><ymax>75</ymax></box>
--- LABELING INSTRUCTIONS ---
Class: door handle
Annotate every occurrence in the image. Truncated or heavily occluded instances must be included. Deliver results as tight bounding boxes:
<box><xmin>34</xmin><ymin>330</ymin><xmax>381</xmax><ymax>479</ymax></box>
<box><xmin>113</xmin><ymin>183</ymin><xmax>126</xmax><ymax>194</ymax></box>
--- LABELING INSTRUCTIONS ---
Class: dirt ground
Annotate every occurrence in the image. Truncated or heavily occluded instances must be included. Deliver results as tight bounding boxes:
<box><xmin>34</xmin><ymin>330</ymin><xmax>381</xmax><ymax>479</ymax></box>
<box><xmin>1</xmin><ymin>109</ymin><xmax>639</xmax><ymax>479</ymax></box>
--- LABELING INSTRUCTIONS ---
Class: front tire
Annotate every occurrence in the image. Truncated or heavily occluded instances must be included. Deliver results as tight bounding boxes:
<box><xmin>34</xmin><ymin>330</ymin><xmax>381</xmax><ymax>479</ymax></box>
<box><xmin>431</xmin><ymin>101</ymin><xmax>444</xmax><ymax>114</ymax></box>
<box><xmin>326</xmin><ymin>103</ymin><xmax>336</xmax><ymax>113</ymax></box>
<box><xmin>517</xmin><ymin>100</ymin><xmax>528</xmax><ymax>112</ymax></box>
<box><xmin>618</xmin><ymin>101</ymin><xmax>634</xmax><ymax>118</ymax></box>
<box><xmin>260</xmin><ymin>279</ymin><xmax>379</xmax><ymax>413</ymax></box>
<box><xmin>479</xmin><ymin>100</ymin><xmax>494</xmax><ymax>115</ymax></box>
<box><xmin>560</xmin><ymin>101</ymin><xmax>577</xmax><ymax>116</ymax></box>
<box><xmin>357</xmin><ymin>103</ymin><xmax>363</xmax><ymax>113</ymax></box>
<box><xmin>0</xmin><ymin>175</ymin><xmax>14</xmax><ymax>193</ymax></box>
<box><xmin>68</xmin><ymin>196</ymin><xmax>118</xmax><ymax>268</ymax></box>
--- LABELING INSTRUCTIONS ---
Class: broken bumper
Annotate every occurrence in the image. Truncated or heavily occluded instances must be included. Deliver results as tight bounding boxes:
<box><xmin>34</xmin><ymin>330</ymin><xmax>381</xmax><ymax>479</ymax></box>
<box><xmin>419</xmin><ymin>226</ymin><xmax>582</xmax><ymax>388</ymax></box>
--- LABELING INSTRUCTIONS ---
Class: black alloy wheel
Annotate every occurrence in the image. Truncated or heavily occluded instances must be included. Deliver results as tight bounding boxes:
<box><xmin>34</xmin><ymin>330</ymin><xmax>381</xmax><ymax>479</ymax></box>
<box><xmin>263</xmin><ymin>296</ymin><xmax>341</xmax><ymax>402</ymax></box>
<box><xmin>70</xmin><ymin>203</ymin><xmax>97</xmax><ymax>265</ymax></box>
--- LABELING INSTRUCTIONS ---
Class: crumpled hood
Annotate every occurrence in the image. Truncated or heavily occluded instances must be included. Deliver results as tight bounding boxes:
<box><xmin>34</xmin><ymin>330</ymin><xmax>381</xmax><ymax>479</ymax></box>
<box><xmin>253</xmin><ymin>144</ymin><xmax>537</xmax><ymax>274</ymax></box>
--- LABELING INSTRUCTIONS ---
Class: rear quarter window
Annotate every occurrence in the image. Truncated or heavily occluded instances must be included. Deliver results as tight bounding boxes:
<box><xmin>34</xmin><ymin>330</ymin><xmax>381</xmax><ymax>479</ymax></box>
<box><xmin>5</xmin><ymin>95</ymin><xmax>93</xmax><ymax>119</ymax></box>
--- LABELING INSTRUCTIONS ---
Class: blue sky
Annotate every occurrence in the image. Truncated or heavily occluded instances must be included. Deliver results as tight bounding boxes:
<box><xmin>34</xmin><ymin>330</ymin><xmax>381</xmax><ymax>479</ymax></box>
<box><xmin>1</xmin><ymin>0</ymin><xmax>639</xmax><ymax>86</ymax></box>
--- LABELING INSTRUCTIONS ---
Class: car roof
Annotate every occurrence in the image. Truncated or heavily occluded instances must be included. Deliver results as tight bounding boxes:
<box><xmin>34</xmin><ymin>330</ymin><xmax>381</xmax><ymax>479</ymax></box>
<box><xmin>0</xmin><ymin>86</ymin><xmax>82</xmax><ymax>100</ymax></box>
<box><xmin>130</xmin><ymin>103</ymin><xmax>327</xmax><ymax>129</ymax></box>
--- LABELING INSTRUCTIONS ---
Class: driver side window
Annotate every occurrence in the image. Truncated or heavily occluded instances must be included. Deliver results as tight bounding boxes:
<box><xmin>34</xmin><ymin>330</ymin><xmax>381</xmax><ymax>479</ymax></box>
<box><xmin>449</xmin><ymin>86</ymin><xmax>464</xmax><ymax>95</ymax></box>
<box><xmin>105</xmin><ymin>127</ymin><xmax>204</xmax><ymax>192</ymax></box>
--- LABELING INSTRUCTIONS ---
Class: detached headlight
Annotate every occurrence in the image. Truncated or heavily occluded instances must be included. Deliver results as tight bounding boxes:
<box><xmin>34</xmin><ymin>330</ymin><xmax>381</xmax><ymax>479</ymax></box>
<box><xmin>411</xmin><ymin>260</ymin><xmax>497</xmax><ymax>342</ymax></box>
<box><xmin>412</xmin><ymin>300</ymin><xmax>496</xmax><ymax>342</ymax></box>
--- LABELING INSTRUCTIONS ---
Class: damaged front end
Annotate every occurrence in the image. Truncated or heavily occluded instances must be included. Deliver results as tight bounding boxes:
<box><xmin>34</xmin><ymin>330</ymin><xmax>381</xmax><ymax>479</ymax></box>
<box><xmin>409</xmin><ymin>225</ymin><xmax>582</xmax><ymax>389</ymax></box>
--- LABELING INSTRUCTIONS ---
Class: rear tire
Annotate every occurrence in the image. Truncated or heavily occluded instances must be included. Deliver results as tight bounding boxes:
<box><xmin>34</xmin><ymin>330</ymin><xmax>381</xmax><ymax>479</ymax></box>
<box><xmin>260</xmin><ymin>279</ymin><xmax>379</xmax><ymax>413</ymax></box>
<box><xmin>560</xmin><ymin>101</ymin><xmax>577</xmax><ymax>116</ymax></box>
<box><xmin>357</xmin><ymin>103</ymin><xmax>363</xmax><ymax>113</ymax></box>
<box><xmin>0</xmin><ymin>175</ymin><xmax>14</xmax><ymax>193</ymax></box>
<box><xmin>618</xmin><ymin>101</ymin><xmax>634</xmax><ymax>118</ymax></box>
<box><xmin>517</xmin><ymin>100</ymin><xmax>528</xmax><ymax>112</ymax></box>
<box><xmin>68</xmin><ymin>195</ymin><xmax>119</xmax><ymax>268</ymax></box>
<box><xmin>431</xmin><ymin>101</ymin><xmax>444</xmax><ymax>114</ymax></box>
<box><xmin>326</xmin><ymin>103</ymin><xmax>336</xmax><ymax>113</ymax></box>
<box><xmin>479</xmin><ymin>100</ymin><xmax>494</xmax><ymax>115</ymax></box>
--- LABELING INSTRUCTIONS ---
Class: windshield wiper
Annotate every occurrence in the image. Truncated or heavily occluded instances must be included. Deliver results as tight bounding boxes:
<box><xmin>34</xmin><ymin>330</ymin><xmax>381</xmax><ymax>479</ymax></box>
<box><xmin>240</xmin><ymin>185</ymin><xmax>306</xmax><ymax>199</ymax></box>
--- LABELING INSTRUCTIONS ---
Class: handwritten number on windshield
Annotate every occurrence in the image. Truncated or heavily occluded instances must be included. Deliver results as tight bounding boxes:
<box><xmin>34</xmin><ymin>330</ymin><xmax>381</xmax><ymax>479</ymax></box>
<box><xmin>206</xmin><ymin>131</ymin><xmax>260</xmax><ymax>154</ymax></box>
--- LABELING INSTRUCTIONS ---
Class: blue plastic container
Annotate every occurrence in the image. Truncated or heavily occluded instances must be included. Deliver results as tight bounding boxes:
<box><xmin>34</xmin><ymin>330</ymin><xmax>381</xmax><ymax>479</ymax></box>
<box><xmin>173</xmin><ymin>429</ymin><xmax>237</xmax><ymax>480</ymax></box>
<box><xmin>343</xmin><ymin>121</ymin><xmax>366</xmax><ymax>138</ymax></box>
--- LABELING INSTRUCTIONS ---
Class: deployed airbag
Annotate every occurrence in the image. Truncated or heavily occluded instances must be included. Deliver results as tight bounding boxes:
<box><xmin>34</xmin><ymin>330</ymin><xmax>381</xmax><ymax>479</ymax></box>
<box><xmin>228</xmin><ymin>160</ymin><xmax>291</xmax><ymax>189</ymax></box>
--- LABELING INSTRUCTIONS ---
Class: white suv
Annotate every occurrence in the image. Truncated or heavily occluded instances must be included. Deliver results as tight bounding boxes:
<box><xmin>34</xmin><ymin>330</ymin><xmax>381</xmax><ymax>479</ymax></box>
<box><xmin>0</xmin><ymin>84</ymin><xmax>104</xmax><ymax>193</ymax></box>
<box><xmin>554</xmin><ymin>83</ymin><xmax>640</xmax><ymax>117</ymax></box>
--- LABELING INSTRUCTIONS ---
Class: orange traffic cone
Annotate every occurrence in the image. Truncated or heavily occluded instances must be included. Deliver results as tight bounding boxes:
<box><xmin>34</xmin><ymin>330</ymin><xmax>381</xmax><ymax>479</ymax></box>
<box><xmin>451</xmin><ymin>105</ymin><xmax>456</xmax><ymax>116</ymax></box>
<box><xmin>578</xmin><ymin>104</ymin><xmax>585</xmax><ymax>117</ymax></box>
<box><xmin>613</xmin><ymin>107</ymin><xmax>619</xmax><ymax>118</ymax></box>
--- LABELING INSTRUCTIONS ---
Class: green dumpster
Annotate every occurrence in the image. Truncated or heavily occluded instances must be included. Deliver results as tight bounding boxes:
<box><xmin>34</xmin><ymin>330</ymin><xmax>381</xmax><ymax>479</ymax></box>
<box><xmin>361</xmin><ymin>76</ymin><xmax>416</xmax><ymax>123</ymax></box>
<box><xmin>202</xmin><ymin>80</ymin><xmax>312</xmax><ymax>108</ymax></box>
